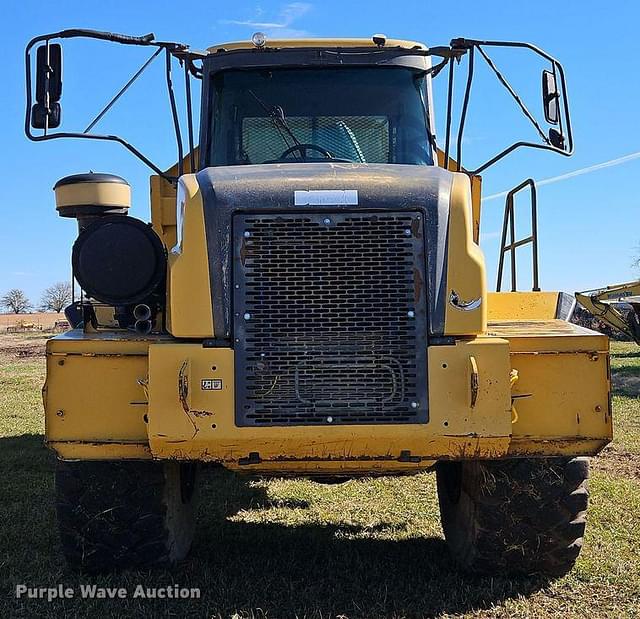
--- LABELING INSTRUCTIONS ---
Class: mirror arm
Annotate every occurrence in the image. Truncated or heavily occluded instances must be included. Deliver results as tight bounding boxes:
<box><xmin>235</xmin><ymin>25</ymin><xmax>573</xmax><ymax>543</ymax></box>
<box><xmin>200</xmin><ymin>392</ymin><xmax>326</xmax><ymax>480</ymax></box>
<box><xmin>471</xmin><ymin>140</ymin><xmax>570</xmax><ymax>175</ymax></box>
<box><xmin>165</xmin><ymin>49</ymin><xmax>184</xmax><ymax>177</ymax></box>
<box><xmin>186</xmin><ymin>57</ymin><xmax>204</xmax><ymax>79</ymax></box>
<box><xmin>26</xmin><ymin>130</ymin><xmax>176</xmax><ymax>181</ymax></box>
<box><xmin>27</xmin><ymin>29</ymin><xmax>155</xmax><ymax>50</ymax></box>
<box><xmin>455</xmin><ymin>46</ymin><xmax>475</xmax><ymax>171</ymax></box>
<box><xmin>24</xmin><ymin>29</ymin><xmax>198</xmax><ymax>182</ymax></box>
<box><xmin>442</xmin><ymin>56</ymin><xmax>456</xmax><ymax>167</ymax></box>
<box><xmin>83</xmin><ymin>47</ymin><xmax>163</xmax><ymax>133</ymax></box>
<box><xmin>461</xmin><ymin>39</ymin><xmax>573</xmax><ymax>153</ymax></box>
<box><xmin>446</xmin><ymin>38</ymin><xmax>574</xmax><ymax>174</ymax></box>
<box><xmin>25</xmin><ymin>39</ymin><xmax>174</xmax><ymax>182</ymax></box>
<box><xmin>184</xmin><ymin>61</ymin><xmax>196</xmax><ymax>173</ymax></box>
<box><xmin>475</xmin><ymin>45</ymin><xmax>550</xmax><ymax>145</ymax></box>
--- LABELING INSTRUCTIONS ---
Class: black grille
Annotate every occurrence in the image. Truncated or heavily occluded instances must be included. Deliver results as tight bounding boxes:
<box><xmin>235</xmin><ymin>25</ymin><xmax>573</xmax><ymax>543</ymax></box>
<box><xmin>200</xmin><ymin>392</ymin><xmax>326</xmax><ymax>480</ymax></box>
<box><xmin>233</xmin><ymin>211</ymin><xmax>428</xmax><ymax>426</ymax></box>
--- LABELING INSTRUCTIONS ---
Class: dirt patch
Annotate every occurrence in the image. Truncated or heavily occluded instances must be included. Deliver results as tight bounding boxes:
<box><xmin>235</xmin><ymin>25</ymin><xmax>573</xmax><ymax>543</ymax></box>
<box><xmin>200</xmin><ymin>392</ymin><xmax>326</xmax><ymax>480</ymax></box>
<box><xmin>0</xmin><ymin>312</ymin><xmax>65</xmax><ymax>333</ymax></box>
<box><xmin>0</xmin><ymin>333</ymin><xmax>50</xmax><ymax>360</ymax></box>
<box><xmin>14</xmin><ymin>346</ymin><xmax>45</xmax><ymax>358</ymax></box>
<box><xmin>592</xmin><ymin>446</ymin><xmax>640</xmax><ymax>480</ymax></box>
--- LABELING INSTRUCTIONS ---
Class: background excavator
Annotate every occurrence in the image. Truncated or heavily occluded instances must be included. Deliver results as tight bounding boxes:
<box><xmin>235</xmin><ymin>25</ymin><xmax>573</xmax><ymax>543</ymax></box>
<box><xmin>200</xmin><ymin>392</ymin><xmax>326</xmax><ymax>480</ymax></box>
<box><xmin>576</xmin><ymin>280</ymin><xmax>640</xmax><ymax>345</ymax></box>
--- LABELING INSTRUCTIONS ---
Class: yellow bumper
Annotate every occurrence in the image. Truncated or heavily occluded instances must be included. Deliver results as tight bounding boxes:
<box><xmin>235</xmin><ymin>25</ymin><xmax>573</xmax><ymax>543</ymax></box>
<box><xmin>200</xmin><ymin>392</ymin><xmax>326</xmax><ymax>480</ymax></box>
<box><xmin>44</xmin><ymin>323</ymin><xmax>611</xmax><ymax>474</ymax></box>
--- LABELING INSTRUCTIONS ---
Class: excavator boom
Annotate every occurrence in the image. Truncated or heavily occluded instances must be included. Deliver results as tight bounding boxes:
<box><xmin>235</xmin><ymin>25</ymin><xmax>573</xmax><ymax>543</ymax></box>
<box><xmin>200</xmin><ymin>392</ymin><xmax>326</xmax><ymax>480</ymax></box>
<box><xmin>576</xmin><ymin>280</ymin><xmax>640</xmax><ymax>344</ymax></box>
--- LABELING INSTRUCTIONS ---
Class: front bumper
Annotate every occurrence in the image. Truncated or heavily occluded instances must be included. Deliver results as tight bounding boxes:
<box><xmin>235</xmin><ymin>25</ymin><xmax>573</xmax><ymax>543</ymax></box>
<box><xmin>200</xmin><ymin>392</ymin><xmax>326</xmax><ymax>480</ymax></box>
<box><xmin>44</xmin><ymin>323</ymin><xmax>611</xmax><ymax>474</ymax></box>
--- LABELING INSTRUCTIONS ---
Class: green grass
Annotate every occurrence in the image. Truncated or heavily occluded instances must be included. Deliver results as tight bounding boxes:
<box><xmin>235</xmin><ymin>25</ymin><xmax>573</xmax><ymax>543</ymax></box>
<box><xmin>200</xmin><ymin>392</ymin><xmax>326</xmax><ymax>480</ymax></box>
<box><xmin>1</xmin><ymin>336</ymin><xmax>639</xmax><ymax>618</ymax></box>
<box><xmin>609</xmin><ymin>342</ymin><xmax>640</xmax><ymax>454</ymax></box>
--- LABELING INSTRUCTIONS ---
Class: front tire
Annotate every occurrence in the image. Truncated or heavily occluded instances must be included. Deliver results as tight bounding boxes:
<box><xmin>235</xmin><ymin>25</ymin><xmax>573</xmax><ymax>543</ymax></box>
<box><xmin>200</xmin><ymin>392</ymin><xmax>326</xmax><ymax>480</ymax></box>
<box><xmin>56</xmin><ymin>459</ymin><xmax>197</xmax><ymax>572</ymax></box>
<box><xmin>436</xmin><ymin>457</ymin><xmax>589</xmax><ymax>577</ymax></box>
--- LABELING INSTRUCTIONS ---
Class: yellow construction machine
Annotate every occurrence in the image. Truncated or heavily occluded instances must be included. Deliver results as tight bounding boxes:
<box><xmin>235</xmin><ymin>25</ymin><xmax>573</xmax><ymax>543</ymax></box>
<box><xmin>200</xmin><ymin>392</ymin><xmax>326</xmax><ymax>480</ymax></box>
<box><xmin>576</xmin><ymin>281</ymin><xmax>640</xmax><ymax>344</ymax></box>
<box><xmin>26</xmin><ymin>30</ymin><xmax>610</xmax><ymax>575</ymax></box>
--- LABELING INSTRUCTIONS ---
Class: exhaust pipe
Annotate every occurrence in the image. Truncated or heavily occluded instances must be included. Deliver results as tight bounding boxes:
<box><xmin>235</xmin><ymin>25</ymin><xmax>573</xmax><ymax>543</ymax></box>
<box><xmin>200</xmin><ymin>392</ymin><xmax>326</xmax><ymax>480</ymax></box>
<box><xmin>133</xmin><ymin>304</ymin><xmax>152</xmax><ymax>321</ymax></box>
<box><xmin>134</xmin><ymin>319</ymin><xmax>153</xmax><ymax>335</ymax></box>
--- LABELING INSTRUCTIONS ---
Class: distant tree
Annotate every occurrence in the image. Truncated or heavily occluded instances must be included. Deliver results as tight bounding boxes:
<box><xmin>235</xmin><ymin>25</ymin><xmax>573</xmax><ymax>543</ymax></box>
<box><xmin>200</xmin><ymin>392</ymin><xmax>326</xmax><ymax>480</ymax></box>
<box><xmin>1</xmin><ymin>289</ymin><xmax>32</xmax><ymax>314</ymax></box>
<box><xmin>40</xmin><ymin>282</ymin><xmax>72</xmax><ymax>313</ymax></box>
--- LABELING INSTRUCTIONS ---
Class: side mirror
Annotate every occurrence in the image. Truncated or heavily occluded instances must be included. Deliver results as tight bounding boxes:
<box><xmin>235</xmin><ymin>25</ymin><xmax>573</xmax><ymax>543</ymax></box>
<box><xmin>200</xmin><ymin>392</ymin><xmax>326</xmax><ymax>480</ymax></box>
<box><xmin>31</xmin><ymin>43</ymin><xmax>63</xmax><ymax>129</ymax></box>
<box><xmin>548</xmin><ymin>128</ymin><xmax>565</xmax><ymax>150</ymax></box>
<box><xmin>542</xmin><ymin>69</ymin><xmax>559</xmax><ymax>125</ymax></box>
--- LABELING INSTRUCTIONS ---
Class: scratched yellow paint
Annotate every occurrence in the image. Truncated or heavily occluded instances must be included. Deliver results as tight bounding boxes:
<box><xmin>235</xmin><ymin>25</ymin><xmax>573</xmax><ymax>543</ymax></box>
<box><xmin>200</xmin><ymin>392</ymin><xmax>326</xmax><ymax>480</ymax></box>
<box><xmin>443</xmin><ymin>173</ymin><xmax>487</xmax><ymax>335</ymax></box>
<box><xmin>165</xmin><ymin>175</ymin><xmax>215</xmax><ymax>338</ymax></box>
<box><xmin>487</xmin><ymin>291</ymin><xmax>562</xmax><ymax>321</ymax></box>
<box><xmin>45</xmin><ymin>327</ymin><xmax>611</xmax><ymax>469</ymax></box>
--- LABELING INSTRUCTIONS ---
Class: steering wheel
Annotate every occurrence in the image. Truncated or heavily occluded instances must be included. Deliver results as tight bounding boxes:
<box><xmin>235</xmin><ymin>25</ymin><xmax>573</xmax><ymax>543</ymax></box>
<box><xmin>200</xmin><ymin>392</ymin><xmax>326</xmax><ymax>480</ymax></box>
<box><xmin>280</xmin><ymin>143</ymin><xmax>334</xmax><ymax>160</ymax></box>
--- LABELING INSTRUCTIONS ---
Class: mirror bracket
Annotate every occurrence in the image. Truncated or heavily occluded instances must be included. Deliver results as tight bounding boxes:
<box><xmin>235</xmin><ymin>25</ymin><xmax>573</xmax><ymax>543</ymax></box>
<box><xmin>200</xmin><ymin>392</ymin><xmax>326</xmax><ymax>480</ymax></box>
<box><xmin>549</xmin><ymin>128</ymin><xmax>565</xmax><ymax>150</ymax></box>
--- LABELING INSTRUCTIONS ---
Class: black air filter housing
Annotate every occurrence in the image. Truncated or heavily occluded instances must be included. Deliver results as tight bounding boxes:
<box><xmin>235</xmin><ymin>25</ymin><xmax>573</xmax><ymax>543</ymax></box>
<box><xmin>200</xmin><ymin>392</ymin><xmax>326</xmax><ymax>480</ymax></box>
<box><xmin>72</xmin><ymin>216</ymin><xmax>166</xmax><ymax>305</ymax></box>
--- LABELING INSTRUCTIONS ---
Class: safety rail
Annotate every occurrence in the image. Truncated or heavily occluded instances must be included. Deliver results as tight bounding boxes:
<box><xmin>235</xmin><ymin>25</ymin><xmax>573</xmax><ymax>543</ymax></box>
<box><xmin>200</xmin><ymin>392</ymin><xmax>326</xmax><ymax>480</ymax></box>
<box><xmin>496</xmin><ymin>178</ymin><xmax>540</xmax><ymax>292</ymax></box>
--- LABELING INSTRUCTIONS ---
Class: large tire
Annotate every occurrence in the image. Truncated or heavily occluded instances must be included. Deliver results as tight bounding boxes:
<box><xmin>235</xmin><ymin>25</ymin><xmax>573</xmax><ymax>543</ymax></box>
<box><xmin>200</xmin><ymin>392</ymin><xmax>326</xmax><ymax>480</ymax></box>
<box><xmin>55</xmin><ymin>459</ymin><xmax>197</xmax><ymax>572</ymax></box>
<box><xmin>436</xmin><ymin>457</ymin><xmax>589</xmax><ymax>577</ymax></box>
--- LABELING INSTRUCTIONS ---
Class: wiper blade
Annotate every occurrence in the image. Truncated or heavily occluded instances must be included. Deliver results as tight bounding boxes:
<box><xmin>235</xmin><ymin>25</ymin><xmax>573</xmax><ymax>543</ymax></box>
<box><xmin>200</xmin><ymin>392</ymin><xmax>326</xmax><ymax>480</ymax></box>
<box><xmin>271</xmin><ymin>105</ymin><xmax>302</xmax><ymax>149</ymax></box>
<box><xmin>248</xmin><ymin>90</ymin><xmax>303</xmax><ymax>158</ymax></box>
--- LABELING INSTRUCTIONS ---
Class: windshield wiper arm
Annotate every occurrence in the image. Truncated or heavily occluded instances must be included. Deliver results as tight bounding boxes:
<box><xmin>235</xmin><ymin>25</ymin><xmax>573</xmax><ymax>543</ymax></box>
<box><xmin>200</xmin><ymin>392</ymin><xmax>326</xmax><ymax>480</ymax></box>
<box><xmin>248</xmin><ymin>90</ymin><xmax>303</xmax><ymax>158</ymax></box>
<box><xmin>271</xmin><ymin>105</ymin><xmax>302</xmax><ymax>149</ymax></box>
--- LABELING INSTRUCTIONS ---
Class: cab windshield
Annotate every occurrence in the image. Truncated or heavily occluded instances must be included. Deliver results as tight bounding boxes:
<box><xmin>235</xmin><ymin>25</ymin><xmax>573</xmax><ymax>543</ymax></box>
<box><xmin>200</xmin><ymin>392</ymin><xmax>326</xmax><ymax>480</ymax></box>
<box><xmin>209</xmin><ymin>67</ymin><xmax>434</xmax><ymax>166</ymax></box>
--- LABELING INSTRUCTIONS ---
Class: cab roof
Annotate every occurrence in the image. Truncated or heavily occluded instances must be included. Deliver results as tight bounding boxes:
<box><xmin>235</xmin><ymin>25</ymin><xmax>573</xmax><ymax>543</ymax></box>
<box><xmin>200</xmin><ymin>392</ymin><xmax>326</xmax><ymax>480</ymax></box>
<box><xmin>207</xmin><ymin>37</ymin><xmax>428</xmax><ymax>54</ymax></box>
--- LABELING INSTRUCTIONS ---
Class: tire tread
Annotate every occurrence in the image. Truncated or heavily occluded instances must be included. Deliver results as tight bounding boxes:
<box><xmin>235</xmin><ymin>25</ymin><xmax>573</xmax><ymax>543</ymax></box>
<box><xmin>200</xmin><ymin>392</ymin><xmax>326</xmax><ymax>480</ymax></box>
<box><xmin>55</xmin><ymin>460</ymin><xmax>194</xmax><ymax>572</ymax></box>
<box><xmin>437</xmin><ymin>457</ymin><xmax>589</xmax><ymax>577</ymax></box>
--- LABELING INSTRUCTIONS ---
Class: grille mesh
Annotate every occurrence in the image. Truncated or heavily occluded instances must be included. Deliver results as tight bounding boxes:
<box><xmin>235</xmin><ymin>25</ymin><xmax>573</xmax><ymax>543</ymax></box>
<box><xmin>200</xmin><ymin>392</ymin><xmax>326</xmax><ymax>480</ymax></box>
<box><xmin>233</xmin><ymin>212</ymin><xmax>428</xmax><ymax>426</ymax></box>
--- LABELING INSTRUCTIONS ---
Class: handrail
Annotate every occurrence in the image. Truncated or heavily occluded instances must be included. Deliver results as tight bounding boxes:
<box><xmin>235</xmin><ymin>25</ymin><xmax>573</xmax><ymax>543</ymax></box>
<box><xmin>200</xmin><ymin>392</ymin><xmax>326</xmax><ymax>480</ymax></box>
<box><xmin>496</xmin><ymin>178</ymin><xmax>539</xmax><ymax>292</ymax></box>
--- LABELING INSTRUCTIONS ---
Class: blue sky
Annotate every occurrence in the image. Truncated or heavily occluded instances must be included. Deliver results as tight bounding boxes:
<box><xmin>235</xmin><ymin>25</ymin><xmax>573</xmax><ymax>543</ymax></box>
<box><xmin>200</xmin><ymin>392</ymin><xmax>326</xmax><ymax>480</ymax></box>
<box><xmin>1</xmin><ymin>0</ymin><xmax>639</xmax><ymax>306</ymax></box>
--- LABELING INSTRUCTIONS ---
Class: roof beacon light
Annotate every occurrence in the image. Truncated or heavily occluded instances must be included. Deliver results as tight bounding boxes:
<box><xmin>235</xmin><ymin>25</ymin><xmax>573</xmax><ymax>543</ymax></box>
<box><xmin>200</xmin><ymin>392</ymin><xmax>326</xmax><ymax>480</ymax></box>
<box><xmin>372</xmin><ymin>33</ymin><xmax>387</xmax><ymax>47</ymax></box>
<box><xmin>251</xmin><ymin>32</ymin><xmax>267</xmax><ymax>48</ymax></box>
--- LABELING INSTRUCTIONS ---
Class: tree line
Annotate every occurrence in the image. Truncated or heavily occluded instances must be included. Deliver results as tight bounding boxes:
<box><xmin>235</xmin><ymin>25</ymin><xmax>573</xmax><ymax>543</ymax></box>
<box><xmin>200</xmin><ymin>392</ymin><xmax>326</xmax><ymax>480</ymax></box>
<box><xmin>1</xmin><ymin>282</ymin><xmax>72</xmax><ymax>314</ymax></box>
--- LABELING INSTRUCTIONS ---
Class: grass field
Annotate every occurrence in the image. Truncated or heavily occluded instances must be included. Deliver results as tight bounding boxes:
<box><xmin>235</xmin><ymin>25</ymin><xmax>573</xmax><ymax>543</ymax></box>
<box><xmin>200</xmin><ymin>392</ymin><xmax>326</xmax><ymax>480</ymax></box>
<box><xmin>1</xmin><ymin>334</ymin><xmax>638</xmax><ymax>618</ymax></box>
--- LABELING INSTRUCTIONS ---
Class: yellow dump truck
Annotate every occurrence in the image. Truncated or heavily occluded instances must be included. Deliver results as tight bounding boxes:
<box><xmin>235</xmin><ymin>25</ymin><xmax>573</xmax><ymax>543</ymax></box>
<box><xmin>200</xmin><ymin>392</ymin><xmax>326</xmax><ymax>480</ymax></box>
<box><xmin>26</xmin><ymin>30</ymin><xmax>611</xmax><ymax>574</ymax></box>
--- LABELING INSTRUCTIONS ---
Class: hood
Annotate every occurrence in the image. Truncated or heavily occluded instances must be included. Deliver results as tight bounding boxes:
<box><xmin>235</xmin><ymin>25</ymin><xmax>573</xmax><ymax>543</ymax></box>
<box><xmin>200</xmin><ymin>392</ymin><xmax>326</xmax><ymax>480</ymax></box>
<box><xmin>196</xmin><ymin>162</ymin><xmax>455</xmax><ymax>339</ymax></box>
